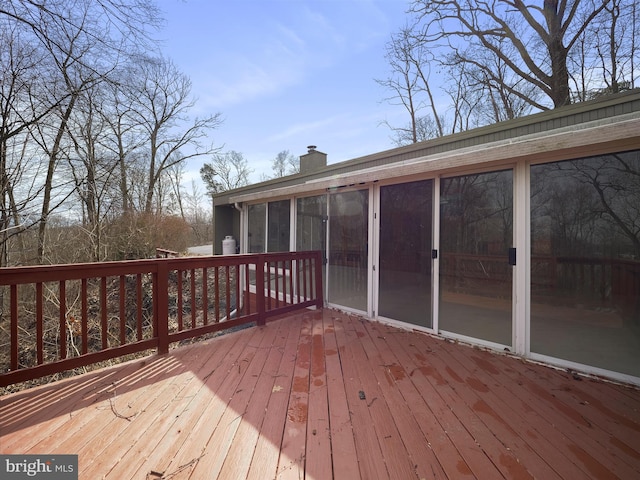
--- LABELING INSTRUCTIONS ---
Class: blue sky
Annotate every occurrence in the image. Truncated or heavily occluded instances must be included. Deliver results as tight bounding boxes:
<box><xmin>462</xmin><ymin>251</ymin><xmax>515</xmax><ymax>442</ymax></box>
<box><xmin>158</xmin><ymin>0</ymin><xmax>411</xmax><ymax>184</ymax></box>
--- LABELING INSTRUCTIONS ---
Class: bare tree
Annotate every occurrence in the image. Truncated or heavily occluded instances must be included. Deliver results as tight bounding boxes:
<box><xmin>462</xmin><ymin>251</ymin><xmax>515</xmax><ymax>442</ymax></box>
<box><xmin>101</xmin><ymin>74</ymin><xmax>147</xmax><ymax>215</ymax></box>
<box><xmin>183</xmin><ymin>179</ymin><xmax>212</xmax><ymax>244</ymax></box>
<box><xmin>378</xmin><ymin>27</ymin><xmax>423</xmax><ymax>144</ymax></box>
<box><xmin>165</xmin><ymin>161</ymin><xmax>203</xmax><ymax>221</ymax></box>
<box><xmin>66</xmin><ymin>84</ymin><xmax>123</xmax><ymax>261</ymax></box>
<box><xmin>0</xmin><ymin>0</ymin><xmax>162</xmax><ymax>264</ymax></box>
<box><xmin>410</xmin><ymin>0</ymin><xmax>616</xmax><ymax>109</ymax></box>
<box><xmin>27</xmin><ymin>0</ymin><xmax>103</xmax><ymax>263</ymax></box>
<box><xmin>581</xmin><ymin>0</ymin><xmax>639</xmax><ymax>98</ymax></box>
<box><xmin>272</xmin><ymin>150</ymin><xmax>299</xmax><ymax>177</ymax></box>
<box><xmin>387</xmin><ymin>115</ymin><xmax>444</xmax><ymax>147</ymax></box>
<box><xmin>378</xmin><ymin>0</ymin><xmax>640</xmax><ymax>144</ymax></box>
<box><xmin>1</xmin><ymin>2</ymin><xmax>224</xmax><ymax>264</ymax></box>
<box><xmin>0</xmin><ymin>0</ymin><xmax>161</xmax><ymax>58</ymax></box>
<box><xmin>200</xmin><ymin>150</ymin><xmax>252</xmax><ymax>194</ymax></box>
<box><xmin>0</xmin><ymin>26</ymin><xmax>48</xmax><ymax>265</ymax></box>
<box><xmin>125</xmin><ymin>56</ymin><xmax>222</xmax><ymax>214</ymax></box>
<box><xmin>378</xmin><ymin>25</ymin><xmax>444</xmax><ymax>144</ymax></box>
<box><xmin>382</xmin><ymin>0</ymin><xmax>638</xmax><ymax>141</ymax></box>
<box><xmin>446</xmin><ymin>37</ymin><xmax>540</xmax><ymax>124</ymax></box>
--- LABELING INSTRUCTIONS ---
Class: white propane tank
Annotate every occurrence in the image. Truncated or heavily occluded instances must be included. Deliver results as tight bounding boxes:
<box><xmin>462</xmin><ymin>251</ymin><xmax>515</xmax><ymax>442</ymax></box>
<box><xmin>222</xmin><ymin>235</ymin><xmax>236</xmax><ymax>255</ymax></box>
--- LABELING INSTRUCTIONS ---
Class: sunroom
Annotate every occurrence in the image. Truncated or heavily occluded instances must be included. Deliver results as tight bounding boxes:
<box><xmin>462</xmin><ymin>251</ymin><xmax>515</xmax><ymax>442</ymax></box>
<box><xmin>213</xmin><ymin>90</ymin><xmax>640</xmax><ymax>386</ymax></box>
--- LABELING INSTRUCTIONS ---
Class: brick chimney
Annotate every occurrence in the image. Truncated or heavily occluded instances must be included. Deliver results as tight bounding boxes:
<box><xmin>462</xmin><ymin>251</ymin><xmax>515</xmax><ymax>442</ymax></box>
<box><xmin>299</xmin><ymin>145</ymin><xmax>327</xmax><ymax>174</ymax></box>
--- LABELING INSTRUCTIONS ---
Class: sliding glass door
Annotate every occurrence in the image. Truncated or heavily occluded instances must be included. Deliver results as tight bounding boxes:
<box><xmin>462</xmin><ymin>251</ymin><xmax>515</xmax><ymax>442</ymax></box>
<box><xmin>328</xmin><ymin>190</ymin><xmax>368</xmax><ymax>311</ymax></box>
<box><xmin>378</xmin><ymin>180</ymin><xmax>433</xmax><ymax>328</ymax></box>
<box><xmin>530</xmin><ymin>152</ymin><xmax>640</xmax><ymax>377</ymax></box>
<box><xmin>439</xmin><ymin>170</ymin><xmax>513</xmax><ymax>346</ymax></box>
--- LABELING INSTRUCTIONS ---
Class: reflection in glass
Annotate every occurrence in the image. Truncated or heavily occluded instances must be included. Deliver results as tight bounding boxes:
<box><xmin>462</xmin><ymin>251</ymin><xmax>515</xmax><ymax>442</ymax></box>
<box><xmin>531</xmin><ymin>151</ymin><xmax>640</xmax><ymax>377</ymax></box>
<box><xmin>267</xmin><ymin>200</ymin><xmax>290</xmax><ymax>252</ymax></box>
<box><xmin>328</xmin><ymin>190</ymin><xmax>368</xmax><ymax>311</ymax></box>
<box><xmin>247</xmin><ymin>203</ymin><xmax>266</xmax><ymax>253</ymax></box>
<box><xmin>439</xmin><ymin>170</ymin><xmax>513</xmax><ymax>345</ymax></box>
<box><xmin>379</xmin><ymin>180</ymin><xmax>433</xmax><ymax>327</ymax></box>
<box><xmin>297</xmin><ymin>195</ymin><xmax>328</xmax><ymax>300</ymax></box>
<box><xmin>296</xmin><ymin>196</ymin><xmax>327</xmax><ymax>253</ymax></box>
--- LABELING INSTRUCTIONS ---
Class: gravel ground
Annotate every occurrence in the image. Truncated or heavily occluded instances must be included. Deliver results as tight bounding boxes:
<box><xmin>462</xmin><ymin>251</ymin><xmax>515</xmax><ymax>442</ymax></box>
<box><xmin>186</xmin><ymin>245</ymin><xmax>214</xmax><ymax>256</ymax></box>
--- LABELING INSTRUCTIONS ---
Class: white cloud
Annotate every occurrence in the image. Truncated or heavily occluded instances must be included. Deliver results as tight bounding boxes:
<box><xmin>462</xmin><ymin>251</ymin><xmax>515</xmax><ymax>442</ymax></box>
<box><xmin>200</xmin><ymin>61</ymin><xmax>302</xmax><ymax>108</ymax></box>
<box><xmin>268</xmin><ymin>115</ymin><xmax>347</xmax><ymax>143</ymax></box>
<box><xmin>188</xmin><ymin>1</ymin><xmax>394</xmax><ymax>111</ymax></box>
<box><xmin>193</xmin><ymin>20</ymin><xmax>314</xmax><ymax>109</ymax></box>
<box><xmin>274</xmin><ymin>23</ymin><xmax>306</xmax><ymax>52</ymax></box>
<box><xmin>163</xmin><ymin>0</ymin><xmax>410</xmax><ymax>185</ymax></box>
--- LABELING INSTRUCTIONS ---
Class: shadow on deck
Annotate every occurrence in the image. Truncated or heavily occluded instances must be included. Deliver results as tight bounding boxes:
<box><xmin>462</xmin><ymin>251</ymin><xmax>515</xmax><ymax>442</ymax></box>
<box><xmin>1</xmin><ymin>308</ymin><xmax>639</xmax><ymax>479</ymax></box>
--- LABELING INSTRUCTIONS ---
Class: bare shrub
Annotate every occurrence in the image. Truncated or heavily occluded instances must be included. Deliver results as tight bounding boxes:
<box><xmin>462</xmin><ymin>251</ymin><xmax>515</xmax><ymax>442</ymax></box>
<box><xmin>105</xmin><ymin>213</ymin><xmax>192</xmax><ymax>260</ymax></box>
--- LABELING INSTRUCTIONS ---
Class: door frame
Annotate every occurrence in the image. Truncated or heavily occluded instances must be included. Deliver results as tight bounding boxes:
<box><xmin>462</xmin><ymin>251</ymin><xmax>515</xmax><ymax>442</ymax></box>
<box><xmin>371</xmin><ymin>177</ymin><xmax>438</xmax><ymax>333</ymax></box>
<box><xmin>436</xmin><ymin>165</ymin><xmax>518</xmax><ymax>350</ymax></box>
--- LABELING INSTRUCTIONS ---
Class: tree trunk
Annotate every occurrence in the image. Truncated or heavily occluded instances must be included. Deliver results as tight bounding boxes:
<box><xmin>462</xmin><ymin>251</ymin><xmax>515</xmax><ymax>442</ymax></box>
<box><xmin>544</xmin><ymin>0</ymin><xmax>571</xmax><ymax>107</ymax></box>
<box><xmin>38</xmin><ymin>93</ymin><xmax>77</xmax><ymax>264</ymax></box>
<box><xmin>548</xmin><ymin>38</ymin><xmax>571</xmax><ymax>107</ymax></box>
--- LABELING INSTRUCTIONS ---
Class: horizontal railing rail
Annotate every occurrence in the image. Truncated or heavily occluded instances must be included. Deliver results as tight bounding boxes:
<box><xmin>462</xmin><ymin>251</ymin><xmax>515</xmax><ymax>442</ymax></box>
<box><xmin>0</xmin><ymin>251</ymin><xmax>323</xmax><ymax>388</ymax></box>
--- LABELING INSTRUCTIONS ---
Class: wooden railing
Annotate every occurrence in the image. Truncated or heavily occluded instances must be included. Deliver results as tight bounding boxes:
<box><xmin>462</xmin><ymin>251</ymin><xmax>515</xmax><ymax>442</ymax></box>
<box><xmin>440</xmin><ymin>252</ymin><xmax>639</xmax><ymax>317</ymax></box>
<box><xmin>0</xmin><ymin>251</ymin><xmax>323</xmax><ymax>387</ymax></box>
<box><xmin>531</xmin><ymin>255</ymin><xmax>640</xmax><ymax>313</ymax></box>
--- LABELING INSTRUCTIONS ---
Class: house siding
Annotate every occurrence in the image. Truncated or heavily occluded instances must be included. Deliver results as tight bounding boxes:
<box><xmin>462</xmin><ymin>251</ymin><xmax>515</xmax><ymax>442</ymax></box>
<box><xmin>212</xmin><ymin>90</ymin><xmax>640</xmax><ymax>384</ymax></box>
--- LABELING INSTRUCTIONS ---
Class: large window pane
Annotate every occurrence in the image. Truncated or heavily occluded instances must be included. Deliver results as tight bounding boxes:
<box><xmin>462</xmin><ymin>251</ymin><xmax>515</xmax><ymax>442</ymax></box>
<box><xmin>267</xmin><ymin>200</ymin><xmax>290</xmax><ymax>252</ymax></box>
<box><xmin>439</xmin><ymin>170</ymin><xmax>513</xmax><ymax>345</ymax></box>
<box><xmin>247</xmin><ymin>203</ymin><xmax>266</xmax><ymax>253</ymax></box>
<box><xmin>328</xmin><ymin>190</ymin><xmax>368</xmax><ymax>311</ymax></box>
<box><xmin>379</xmin><ymin>180</ymin><xmax>433</xmax><ymax>327</ymax></box>
<box><xmin>531</xmin><ymin>152</ymin><xmax>640</xmax><ymax>377</ymax></box>
<box><xmin>297</xmin><ymin>195</ymin><xmax>327</xmax><ymax>299</ymax></box>
<box><xmin>296</xmin><ymin>195</ymin><xmax>327</xmax><ymax>253</ymax></box>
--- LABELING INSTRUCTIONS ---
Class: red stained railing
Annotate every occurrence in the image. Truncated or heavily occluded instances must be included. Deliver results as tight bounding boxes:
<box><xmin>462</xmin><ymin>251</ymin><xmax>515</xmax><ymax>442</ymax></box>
<box><xmin>0</xmin><ymin>251</ymin><xmax>323</xmax><ymax>387</ymax></box>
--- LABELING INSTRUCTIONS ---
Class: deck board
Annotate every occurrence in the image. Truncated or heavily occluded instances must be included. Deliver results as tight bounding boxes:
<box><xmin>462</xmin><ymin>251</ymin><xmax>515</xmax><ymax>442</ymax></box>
<box><xmin>147</xmin><ymin>324</ymin><xmax>265</xmax><ymax>479</ymax></box>
<box><xmin>322</xmin><ymin>313</ymin><xmax>361</xmax><ymax>480</ymax></box>
<box><xmin>2</xmin><ymin>308</ymin><xmax>640</xmax><ymax>480</ymax></box>
<box><xmin>333</xmin><ymin>313</ymin><xmax>390</xmax><ymax>480</ymax></box>
<box><xmin>432</xmin><ymin>339</ymin><xmax>571</xmax><ymax>479</ymax></box>
<box><xmin>410</xmin><ymin>329</ymin><xmax>563</xmax><ymax>479</ymax></box>
<box><xmin>350</xmin><ymin>316</ymin><xmax>439</xmax><ymax>479</ymax></box>
<box><xmin>83</xmin><ymin>331</ymin><xmax>241</xmax><ymax>477</ymax></box>
<box><xmin>245</xmin><ymin>312</ymin><xmax>302</xmax><ymax>480</ymax></box>
<box><xmin>216</xmin><ymin>317</ymin><xmax>290</xmax><ymax>479</ymax></box>
<box><xmin>472</xmin><ymin>348</ymin><xmax>637</xmax><ymax>480</ymax></box>
<box><xmin>277</xmin><ymin>313</ymin><xmax>311</xmax><ymax>479</ymax></box>
<box><xmin>305</xmin><ymin>313</ymin><xmax>333</xmax><ymax>480</ymax></box>
<box><xmin>357</xmin><ymin>317</ymin><xmax>448</xmax><ymax>480</ymax></box>
<box><xmin>371</xmin><ymin>321</ymin><xmax>505</xmax><ymax>479</ymax></box>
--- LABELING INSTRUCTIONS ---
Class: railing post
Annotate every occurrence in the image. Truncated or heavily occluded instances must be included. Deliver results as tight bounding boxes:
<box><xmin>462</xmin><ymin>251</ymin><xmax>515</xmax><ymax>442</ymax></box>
<box><xmin>256</xmin><ymin>255</ymin><xmax>266</xmax><ymax>326</ymax></box>
<box><xmin>10</xmin><ymin>285</ymin><xmax>18</xmax><ymax>371</ymax></box>
<box><xmin>156</xmin><ymin>260</ymin><xmax>169</xmax><ymax>354</ymax></box>
<box><xmin>314</xmin><ymin>250</ymin><xmax>324</xmax><ymax>308</ymax></box>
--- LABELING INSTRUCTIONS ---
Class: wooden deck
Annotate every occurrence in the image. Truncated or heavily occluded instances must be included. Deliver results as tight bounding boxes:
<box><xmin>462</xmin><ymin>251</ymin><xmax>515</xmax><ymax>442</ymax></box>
<box><xmin>1</xmin><ymin>308</ymin><xmax>639</xmax><ymax>479</ymax></box>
